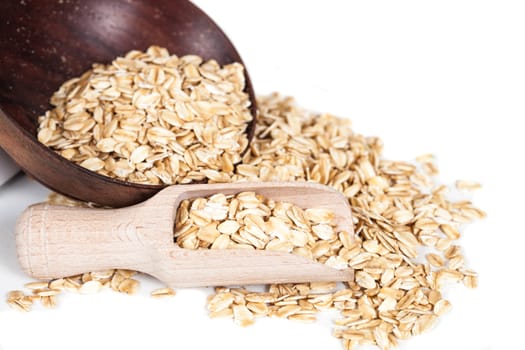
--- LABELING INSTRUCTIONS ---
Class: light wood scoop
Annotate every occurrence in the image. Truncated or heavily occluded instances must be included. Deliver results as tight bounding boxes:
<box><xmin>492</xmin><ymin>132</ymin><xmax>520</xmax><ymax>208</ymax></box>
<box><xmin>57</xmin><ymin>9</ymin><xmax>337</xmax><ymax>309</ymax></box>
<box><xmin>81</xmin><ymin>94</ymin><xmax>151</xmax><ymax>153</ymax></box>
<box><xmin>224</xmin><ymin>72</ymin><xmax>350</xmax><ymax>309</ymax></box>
<box><xmin>15</xmin><ymin>182</ymin><xmax>354</xmax><ymax>287</ymax></box>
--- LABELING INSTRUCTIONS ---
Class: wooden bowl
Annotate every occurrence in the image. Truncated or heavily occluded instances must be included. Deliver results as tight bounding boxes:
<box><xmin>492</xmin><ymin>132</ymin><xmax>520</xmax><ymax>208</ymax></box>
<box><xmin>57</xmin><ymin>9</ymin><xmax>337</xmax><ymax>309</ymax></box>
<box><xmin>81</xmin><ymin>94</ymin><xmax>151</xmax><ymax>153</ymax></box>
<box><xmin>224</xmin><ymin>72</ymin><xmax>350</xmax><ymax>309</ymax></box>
<box><xmin>0</xmin><ymin>0</ymin><xmax>257</xmax><ymax>207</ymax></box>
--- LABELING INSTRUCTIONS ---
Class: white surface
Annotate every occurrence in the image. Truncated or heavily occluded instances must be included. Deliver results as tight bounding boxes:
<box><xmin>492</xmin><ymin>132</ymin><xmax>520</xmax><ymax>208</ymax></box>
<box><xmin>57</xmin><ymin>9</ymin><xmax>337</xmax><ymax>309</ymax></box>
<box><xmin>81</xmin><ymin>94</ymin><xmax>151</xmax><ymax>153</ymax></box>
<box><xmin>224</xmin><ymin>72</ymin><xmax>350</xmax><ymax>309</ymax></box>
<box><xmin>1</xmin><ymin>1</ymin><xmax>524</xmax><ymax>349</ymax></box>
<box><xmin>0</xmin><ymin>149</ymin><xmax>19</xmax><ymax>187</ymax></box>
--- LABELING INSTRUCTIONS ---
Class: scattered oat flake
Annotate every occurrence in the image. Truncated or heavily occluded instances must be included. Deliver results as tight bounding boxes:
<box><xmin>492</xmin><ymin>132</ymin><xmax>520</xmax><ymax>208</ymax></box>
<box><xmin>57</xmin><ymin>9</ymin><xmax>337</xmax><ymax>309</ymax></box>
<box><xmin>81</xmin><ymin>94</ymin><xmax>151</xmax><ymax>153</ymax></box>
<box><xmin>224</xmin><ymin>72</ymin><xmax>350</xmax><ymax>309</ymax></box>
<box><xmin>151</xmin><ymin>287</ymin><xmax>176</xmax><ymax>298</ymax></box>
<box><xmin>78</xmin><ymin>280</ymin><xmax>103</xmax><ymax>294</ymax></box>
<box><xmin>456</xmin><ymin>180</ymin><xmax>482</xmax><ymax>191</ymax></box>
<box><xmin>24</xmin><ymin>282</ymin><xmax>50</xmax><ymax>290</ymax></box>
<box><xmin>36</xmin><ymin>289</ymin><xmax>61</xmax><ymax>297</ymax></box>
<box><xmin>233</xmin><ymin>304</ymin><xmax>255</xmax><ymax>327</ymax></box>
<box><xmin>433</xmin><ymin>299</ymin><xmax>452</xmax><ymax>316</ymax></box>
<box><xmin>118</xmin><ymin>278</ymin><xmax>140</xmax><ymax>295</ymax></box>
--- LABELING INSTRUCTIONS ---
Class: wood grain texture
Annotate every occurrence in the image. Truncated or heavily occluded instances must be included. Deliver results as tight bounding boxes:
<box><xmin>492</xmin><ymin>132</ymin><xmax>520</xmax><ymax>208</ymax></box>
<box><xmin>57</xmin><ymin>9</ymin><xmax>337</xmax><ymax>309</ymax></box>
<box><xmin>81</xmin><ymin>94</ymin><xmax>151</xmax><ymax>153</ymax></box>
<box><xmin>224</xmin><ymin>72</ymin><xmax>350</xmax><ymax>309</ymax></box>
<box><xmin>0</xmin><ymin>0</ymin><xmax>257</xmax><ymax>207</ymax></box>
<box><xmin>16</xmin><ymin>182</ymin><xmax>354</xmax><ymax>287</ymax></box>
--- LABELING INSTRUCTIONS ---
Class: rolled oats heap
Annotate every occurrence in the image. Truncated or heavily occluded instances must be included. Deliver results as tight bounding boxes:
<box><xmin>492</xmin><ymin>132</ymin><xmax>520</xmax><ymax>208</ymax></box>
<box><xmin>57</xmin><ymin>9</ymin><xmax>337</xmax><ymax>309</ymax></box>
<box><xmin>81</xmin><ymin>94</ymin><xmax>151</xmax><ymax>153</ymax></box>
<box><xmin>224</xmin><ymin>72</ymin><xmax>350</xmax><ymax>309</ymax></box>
<box><xmin>175</xmin><ymin>192</ymin><xmax>352</xmax><ymax>270</ymax></box>
<box><xmin>13</xmin><ymin>82</ymin><xmax>484</xmax><ymax>350</ymax></box>
<box><xmin>36</xmin><ymin>46</ymin><xmax>253</xmax><ymax>185</ymax></box>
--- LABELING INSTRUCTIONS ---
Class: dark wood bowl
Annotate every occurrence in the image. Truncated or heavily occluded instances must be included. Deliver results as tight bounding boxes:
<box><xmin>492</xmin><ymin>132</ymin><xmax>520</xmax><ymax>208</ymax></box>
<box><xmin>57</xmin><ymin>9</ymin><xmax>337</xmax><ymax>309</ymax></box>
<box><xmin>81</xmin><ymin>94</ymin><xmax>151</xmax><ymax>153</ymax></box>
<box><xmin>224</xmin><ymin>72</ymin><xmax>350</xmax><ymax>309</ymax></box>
<box><xmin>0</xmin><ymin>0</ymin><xmax>257</xmax><ymax>207</ymax></box>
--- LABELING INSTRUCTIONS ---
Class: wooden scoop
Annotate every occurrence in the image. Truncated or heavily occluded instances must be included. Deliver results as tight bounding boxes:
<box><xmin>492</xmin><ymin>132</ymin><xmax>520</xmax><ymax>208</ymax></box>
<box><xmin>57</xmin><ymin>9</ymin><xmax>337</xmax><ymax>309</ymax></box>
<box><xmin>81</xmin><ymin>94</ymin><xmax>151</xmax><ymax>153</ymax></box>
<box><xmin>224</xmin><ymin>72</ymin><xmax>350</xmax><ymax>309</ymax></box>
<box><xmin>15</xmin><ymin>182</ymin><xmax>354</xmax><ymax>287</ymax></box>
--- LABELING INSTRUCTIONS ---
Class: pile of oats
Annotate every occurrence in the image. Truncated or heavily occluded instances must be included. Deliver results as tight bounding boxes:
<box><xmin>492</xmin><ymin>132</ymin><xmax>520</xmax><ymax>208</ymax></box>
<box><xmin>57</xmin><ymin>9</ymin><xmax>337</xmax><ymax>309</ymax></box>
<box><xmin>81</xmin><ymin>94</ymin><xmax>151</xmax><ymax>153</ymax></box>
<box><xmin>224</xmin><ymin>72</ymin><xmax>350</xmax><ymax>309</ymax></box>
<box><xmin>10</xmin><ymin>94</ymin><xmax>484</xmax><ymax>350</ymax></box>
<box><xmin>37</xmin><ymin>46</ymin><xmax>252</xmax><ymax>184</ymax></box>
<box><xmin>175</xmin><ymin>192</ymin><xmax>351</xmax><ymax>271</ymax></box>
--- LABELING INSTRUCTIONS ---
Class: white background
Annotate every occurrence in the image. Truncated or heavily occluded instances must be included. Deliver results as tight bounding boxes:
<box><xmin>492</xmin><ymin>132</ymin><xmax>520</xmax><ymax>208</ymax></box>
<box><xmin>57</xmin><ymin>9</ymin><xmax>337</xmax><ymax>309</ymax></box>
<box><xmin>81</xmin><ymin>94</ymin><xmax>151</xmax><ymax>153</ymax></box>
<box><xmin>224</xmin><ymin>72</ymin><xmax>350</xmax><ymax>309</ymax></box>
<box><xmin>1</xmin><ymin>1</ymin><xmax>524</xmax><ymax>349</ymax></box>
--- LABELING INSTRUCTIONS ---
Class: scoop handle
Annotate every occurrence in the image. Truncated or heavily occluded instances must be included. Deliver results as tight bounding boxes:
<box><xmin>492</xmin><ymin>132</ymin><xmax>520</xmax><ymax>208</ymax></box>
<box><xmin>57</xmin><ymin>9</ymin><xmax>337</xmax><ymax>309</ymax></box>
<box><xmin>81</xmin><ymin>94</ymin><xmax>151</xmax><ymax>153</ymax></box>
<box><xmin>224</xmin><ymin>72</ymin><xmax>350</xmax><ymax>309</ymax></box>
<box><xmin>15</xmin><ymin>202</ymin><xmax>174</xmax><ymax>280</ymax></box>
